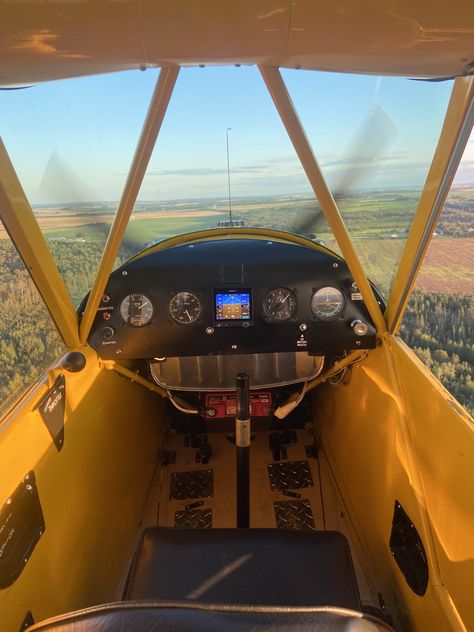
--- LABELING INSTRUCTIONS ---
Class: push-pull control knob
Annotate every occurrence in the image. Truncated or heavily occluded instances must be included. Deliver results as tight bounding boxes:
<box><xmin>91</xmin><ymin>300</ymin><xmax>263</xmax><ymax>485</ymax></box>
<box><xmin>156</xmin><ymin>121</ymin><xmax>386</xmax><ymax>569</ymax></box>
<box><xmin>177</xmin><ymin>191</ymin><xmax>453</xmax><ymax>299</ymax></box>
<box><xmin>351</xmin><ymin>320</ymin><xmax>369</xmax><ymax>336</ymax></box>
<box><xmin>101</xmin><ymin>326</ymin><xmax>115</xmax><ymax>340</ymax></box>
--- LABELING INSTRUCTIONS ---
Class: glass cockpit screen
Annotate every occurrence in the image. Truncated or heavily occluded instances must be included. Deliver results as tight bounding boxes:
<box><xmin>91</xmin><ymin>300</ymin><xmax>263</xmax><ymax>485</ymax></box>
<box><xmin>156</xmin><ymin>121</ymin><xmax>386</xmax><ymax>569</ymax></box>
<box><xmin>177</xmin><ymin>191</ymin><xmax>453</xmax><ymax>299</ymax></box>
<box><xmin>215</xmin><ymin>289</ymin><xmax>251</xmax><ymax>321</ymax></box>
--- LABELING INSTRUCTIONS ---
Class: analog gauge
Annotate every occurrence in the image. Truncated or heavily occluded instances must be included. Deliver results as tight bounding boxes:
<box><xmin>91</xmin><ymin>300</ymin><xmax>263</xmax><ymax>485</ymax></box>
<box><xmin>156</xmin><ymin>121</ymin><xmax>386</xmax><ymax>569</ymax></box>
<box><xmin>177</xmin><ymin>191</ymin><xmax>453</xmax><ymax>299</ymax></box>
<box><xmin>119</xmin><ymin>293</ymin><xmax>154</xmax><ymax>327</ymax></box>
<box><xmin>169</xmin><ymin>291</ymin><xmax>202</xmax><ymax>325</ymax></box>
<box><xmin>263</xmin><ymin>288</ymin><xmax>297</xmax><ymax>321</ymax></box>
<box><xmin>311</xmin><ymin>286</ymin><xmax>345</xmax><ymax>320</ymax></box>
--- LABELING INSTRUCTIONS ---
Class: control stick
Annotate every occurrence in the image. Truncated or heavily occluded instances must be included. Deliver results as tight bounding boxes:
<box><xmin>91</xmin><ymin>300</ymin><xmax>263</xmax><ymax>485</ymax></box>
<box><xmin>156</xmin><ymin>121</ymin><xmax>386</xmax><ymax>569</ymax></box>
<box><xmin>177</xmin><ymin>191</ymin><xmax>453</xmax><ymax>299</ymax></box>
<box><xmin>236</xmin><ymin>372</ymin><xmax>250</xmax><ymax>528</ymax></box>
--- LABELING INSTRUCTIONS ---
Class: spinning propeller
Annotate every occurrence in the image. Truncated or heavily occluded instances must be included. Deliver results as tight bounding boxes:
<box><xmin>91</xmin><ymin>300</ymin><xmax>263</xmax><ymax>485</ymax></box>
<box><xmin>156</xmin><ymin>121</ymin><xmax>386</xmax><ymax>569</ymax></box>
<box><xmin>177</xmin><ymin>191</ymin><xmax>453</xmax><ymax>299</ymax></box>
<box><xmin>39</xmin><ymin>152</ymin><xmax>138</xmax><ymax>257</ymax></box>
<box><xmin>295</xmin><ymin>103</ymin><xmax>397</xmax><ymax>237</ymax></box>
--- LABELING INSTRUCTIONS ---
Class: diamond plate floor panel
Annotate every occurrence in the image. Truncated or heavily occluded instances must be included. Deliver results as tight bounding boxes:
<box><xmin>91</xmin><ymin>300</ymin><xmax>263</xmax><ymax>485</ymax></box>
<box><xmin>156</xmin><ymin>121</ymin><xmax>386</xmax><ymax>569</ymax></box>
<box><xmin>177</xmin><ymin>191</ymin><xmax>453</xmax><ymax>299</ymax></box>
<box><xmin>274</xmin><ymin>499</ymin><xmax>316</xmax><ymax>530</ymax></box>
<box><xmin>169</xmin><ymin>469</ymin><xmax>214</xmax><ymax>501</ymax></box>
<box><xmin>174</xmin><ymin>508</ymin><xmax>213</xmax><ymax>529</ymax></box>
<box><xmin>267</xmin><ymin>460</ymin><xmax>314</xmax><ymax>491</ymax></box>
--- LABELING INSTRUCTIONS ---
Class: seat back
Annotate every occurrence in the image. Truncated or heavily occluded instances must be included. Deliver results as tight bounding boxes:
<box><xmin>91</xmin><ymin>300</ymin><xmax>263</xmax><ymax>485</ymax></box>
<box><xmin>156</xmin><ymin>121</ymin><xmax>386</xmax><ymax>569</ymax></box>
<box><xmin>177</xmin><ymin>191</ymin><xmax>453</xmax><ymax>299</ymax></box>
<box><xmin>28</xmin><ymin>602</ymin><xmax>396</xmax><ymax>632</ymax></box>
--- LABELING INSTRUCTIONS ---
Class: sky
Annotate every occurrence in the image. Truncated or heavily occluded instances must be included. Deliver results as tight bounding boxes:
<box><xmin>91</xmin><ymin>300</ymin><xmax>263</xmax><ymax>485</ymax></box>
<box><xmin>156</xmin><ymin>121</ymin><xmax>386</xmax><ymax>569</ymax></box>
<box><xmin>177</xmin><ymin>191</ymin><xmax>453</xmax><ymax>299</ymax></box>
<box><xmin>0</xmin><ymin>65</ymin><xmax>472</xmax><ymax>204</ymax></box>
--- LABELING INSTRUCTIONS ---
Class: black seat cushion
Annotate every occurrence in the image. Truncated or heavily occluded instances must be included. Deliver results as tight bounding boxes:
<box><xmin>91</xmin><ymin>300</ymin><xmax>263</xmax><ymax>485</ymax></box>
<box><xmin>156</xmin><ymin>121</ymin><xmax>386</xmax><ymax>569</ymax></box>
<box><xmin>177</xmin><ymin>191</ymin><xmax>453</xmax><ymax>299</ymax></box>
<box><xmin>29</xmin><ymin>602</ymin><xmax>396</xmax><ymax>632</ymax></box>
<box><xmin>125</xmin><ymin>528</ymin><xmax>361</xmax><ymax>610</ymax></box>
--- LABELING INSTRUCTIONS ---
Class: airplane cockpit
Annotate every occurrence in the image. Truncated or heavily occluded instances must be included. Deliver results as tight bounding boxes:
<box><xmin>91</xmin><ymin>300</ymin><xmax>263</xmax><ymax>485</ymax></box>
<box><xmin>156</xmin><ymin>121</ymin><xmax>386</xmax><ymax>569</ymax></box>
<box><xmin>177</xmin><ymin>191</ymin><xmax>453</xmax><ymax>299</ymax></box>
<box><xmin>74</xmin><ymin>229</ymin><xmax>390</xmax><ymax>631</ymax></box>
<box><xmin>0</xmin><ymin>3</ymin><xmax>473</xmax><ymax>632</ymax></box>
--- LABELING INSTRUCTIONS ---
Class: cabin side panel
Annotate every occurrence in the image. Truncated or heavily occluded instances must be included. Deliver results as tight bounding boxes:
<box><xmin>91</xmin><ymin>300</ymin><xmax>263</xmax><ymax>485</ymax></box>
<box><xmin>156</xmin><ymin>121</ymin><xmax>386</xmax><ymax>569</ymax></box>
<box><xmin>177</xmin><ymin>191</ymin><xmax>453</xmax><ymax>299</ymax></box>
<box><xmin>390</xmin><ymin>337</ymin><xmax>474</xmax><ymax>631</ymax></box>
<box><xmin>0</xmin><ymin>350</ymin><xmax>165</xmax><ymax>632</ymax></box>
<box><xmin>312</xmin><ymin>342</ymin><xmax>460</xmax><ymax>631</ymax></box>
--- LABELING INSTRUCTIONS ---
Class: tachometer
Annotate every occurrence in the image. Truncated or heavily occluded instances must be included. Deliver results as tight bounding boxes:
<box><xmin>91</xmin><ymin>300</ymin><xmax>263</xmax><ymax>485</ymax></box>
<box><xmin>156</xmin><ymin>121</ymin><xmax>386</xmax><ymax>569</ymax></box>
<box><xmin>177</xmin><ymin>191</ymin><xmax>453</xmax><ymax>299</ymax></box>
<box><xmin>169</xmin><ymin>291</ymin><xmax>202</xmax><ymax>325</ymax></box>
<box><xmin>311</xmin><ymin>287</ymin><xmax>344</xmax><ymax>320</ymax></box>
<box><xmin>263</xmin><ymin>288</ymin><xmax>297</xmax><ymax>321</ymax></box>
<box><xmin>119</xmin><ymin>293</ymin><xmax>154</xmax><ymax>327</ymax></box>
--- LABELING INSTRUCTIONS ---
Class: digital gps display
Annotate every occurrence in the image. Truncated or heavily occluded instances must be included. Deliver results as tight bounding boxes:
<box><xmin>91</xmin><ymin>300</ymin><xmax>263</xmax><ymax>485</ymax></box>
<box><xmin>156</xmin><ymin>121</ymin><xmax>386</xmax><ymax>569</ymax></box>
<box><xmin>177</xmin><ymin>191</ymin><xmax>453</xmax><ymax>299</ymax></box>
<box><xmin>215</xmin><ymin>290</ymin><xmax>251</xmax><ymax>321</ymax></box>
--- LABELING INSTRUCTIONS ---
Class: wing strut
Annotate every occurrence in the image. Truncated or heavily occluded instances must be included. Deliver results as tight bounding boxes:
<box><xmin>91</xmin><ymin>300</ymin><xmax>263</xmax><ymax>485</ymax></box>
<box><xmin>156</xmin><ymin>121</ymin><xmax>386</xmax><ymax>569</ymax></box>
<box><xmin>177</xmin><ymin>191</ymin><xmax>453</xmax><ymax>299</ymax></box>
<box><xmin>0</xmin><ymin>138</ymin><xmax>80</xmax><ymax>347</ymax></box>
<box><xmin>386</xmin><ymin>76</ymin><xmax>474</xmax><ymax>333</ymax></box>
<box><xmin>259</xmin><ymin>65</ymin><xmax>387</xmax><ymax>335</ymax></box>
<box><xmin>79</xmin><ymin>65</ymin><xmax>180</xmax><ymax>344</ymax></box>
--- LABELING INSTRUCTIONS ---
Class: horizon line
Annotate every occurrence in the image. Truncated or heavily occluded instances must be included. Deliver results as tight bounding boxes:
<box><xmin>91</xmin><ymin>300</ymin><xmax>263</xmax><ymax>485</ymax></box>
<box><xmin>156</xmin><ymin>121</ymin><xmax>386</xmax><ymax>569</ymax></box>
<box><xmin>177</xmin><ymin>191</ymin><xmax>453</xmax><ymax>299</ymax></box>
<box><xmin>30</xmin><ymin>183</ymin><xmax>474</xmax><ymax>208</ymax></box>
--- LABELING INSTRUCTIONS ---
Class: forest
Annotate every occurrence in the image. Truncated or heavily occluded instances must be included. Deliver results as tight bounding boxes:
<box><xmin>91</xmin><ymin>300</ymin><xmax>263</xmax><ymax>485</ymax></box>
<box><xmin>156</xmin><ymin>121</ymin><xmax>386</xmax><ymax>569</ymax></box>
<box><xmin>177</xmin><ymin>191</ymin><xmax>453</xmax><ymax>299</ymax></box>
<box><xmin>0</xmin><ymin>236</ymin><xmax>472</xmax><ymax>419</ymax></box>
<box><xmin>399</xmin><ymin>292</ymin><xmax>474</xmax><ymax>414</ymax></box>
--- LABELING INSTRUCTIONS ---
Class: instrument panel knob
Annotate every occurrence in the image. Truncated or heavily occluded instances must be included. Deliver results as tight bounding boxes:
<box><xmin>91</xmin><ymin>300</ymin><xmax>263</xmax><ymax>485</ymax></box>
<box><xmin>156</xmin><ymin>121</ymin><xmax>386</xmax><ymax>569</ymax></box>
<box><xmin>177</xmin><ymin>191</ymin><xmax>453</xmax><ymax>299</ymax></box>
<box><xmin>101</xmin><ymin>326</ymin><xmax>115</xmax><ymax>340</ymax></box>
<box><xmin>351</xmin><ymin>320</ymin><xmax>369</xmax><ymax>336</ymax></box>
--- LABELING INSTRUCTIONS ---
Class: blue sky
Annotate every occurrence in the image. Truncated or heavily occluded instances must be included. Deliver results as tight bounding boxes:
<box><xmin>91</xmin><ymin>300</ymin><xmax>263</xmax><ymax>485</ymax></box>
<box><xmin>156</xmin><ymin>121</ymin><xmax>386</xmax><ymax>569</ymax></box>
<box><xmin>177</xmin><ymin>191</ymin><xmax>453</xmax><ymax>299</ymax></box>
<box><xmin>0</xmin><ymin>65</ymin><xmax>470</xmax><ymax>204</ymax></box>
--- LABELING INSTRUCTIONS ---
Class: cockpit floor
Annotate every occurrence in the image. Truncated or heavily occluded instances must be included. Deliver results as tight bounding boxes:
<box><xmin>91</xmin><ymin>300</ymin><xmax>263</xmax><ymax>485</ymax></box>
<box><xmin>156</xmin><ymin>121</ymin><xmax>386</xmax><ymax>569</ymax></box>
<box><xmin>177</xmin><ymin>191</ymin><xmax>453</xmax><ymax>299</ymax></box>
<box><xmin>156</xmin><ymin>429</ymin><xmax>323</xmax><ymax>530</ymax></box>
<box><xmin>129</xmin><ymin>426</ymin><xmax>376</xmax><ymax>609</ymax></box>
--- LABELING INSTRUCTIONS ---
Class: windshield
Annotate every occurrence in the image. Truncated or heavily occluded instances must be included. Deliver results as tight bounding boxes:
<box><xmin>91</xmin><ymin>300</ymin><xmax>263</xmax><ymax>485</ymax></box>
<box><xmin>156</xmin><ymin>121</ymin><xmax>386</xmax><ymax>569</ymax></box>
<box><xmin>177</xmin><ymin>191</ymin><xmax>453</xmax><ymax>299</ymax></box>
<box><xmin>0</xmin><ymin>66</ymin><xmax>453</xmax><ymax>304</ymax></box>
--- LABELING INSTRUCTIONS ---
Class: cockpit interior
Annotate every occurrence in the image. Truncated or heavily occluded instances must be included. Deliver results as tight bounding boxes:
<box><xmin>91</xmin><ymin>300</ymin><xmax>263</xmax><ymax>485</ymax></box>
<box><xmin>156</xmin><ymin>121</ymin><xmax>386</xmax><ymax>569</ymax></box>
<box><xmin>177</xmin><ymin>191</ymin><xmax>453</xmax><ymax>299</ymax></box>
<box><xmin>1</xmin><ymin>3</ymin><xmax>473</xmax><ymax>629</ymax></box>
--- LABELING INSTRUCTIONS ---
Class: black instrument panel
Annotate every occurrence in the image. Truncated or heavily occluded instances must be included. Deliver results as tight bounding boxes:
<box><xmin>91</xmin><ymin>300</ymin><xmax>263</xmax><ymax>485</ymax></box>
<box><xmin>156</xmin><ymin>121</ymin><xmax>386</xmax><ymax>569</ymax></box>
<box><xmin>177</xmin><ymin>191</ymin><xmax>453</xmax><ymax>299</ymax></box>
<box><xmin>86</xmin><ymin>237</ymin><xmax>382</xmax><ymax>359</ymax></box>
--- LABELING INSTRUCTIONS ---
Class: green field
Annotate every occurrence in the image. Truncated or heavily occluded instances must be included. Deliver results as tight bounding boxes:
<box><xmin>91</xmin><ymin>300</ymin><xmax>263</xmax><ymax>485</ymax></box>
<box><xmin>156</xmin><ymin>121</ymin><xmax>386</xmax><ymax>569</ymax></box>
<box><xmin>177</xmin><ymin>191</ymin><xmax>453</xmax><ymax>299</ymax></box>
<box><xmin>45</xmin><ymin>215</ymin><xmax>225</xmax><ymax>243</ymax></box>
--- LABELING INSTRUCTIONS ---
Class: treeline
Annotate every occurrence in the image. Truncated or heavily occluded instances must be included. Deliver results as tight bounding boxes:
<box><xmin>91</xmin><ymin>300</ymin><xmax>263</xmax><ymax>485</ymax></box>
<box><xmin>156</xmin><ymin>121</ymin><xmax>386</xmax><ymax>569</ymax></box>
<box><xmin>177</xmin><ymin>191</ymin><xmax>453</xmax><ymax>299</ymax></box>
<box><xmin>400</xmin><ymin>291</ymin><xmax>474</xmax><ymax>415</ymax></box>
<box><xmin>48</xmin><ymin>240</ymin><xmax>105</xmax><ymax>306</ymax></box>
<box><xmin>47</xmin><ymin>240</ymin><xmax>137</xmax><ymax>306</ymax></box>
<box><xmin>239</xmin><ymin>193</ymin><xmax>419</xmax><ymax>239</ymax></box>
<box><xmin>439</xmin><ymin>193</ymin><xmax>474</xmax><ymax>237</ymax></box>
<box><xmin>0</xmin><ymin>242</ymin><xmax>65</xmax><ymax>416</ymax></box>
<box><xmin>239</xmin><ymin>189</ymin><xmax>473</xmax><ymax>240</ymax></box>
<box><xmin>0</xmin><ymin>239</ymin><xmax>134</xmax><ymax>418</ymax></box>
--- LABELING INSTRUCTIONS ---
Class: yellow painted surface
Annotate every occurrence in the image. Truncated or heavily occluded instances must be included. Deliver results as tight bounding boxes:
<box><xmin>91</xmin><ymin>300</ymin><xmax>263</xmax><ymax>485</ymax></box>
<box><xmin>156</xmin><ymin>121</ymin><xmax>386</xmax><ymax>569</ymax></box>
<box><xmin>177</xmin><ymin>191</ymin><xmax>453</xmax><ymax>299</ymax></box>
<box><xmin>101</xmin><ymin>360</ymin><xmax>166</xmax><ymax>397</ymax></box>
<box><xmin>390</xmin><ymin>337</ymin><xmax>474</xmax><ymax>629</ymax></box>
<box><xmin>0</xmin><ymin>347</ymin><xmax>165</xmax><ymax>632</ymax></box>
<box><xmin>313</xmin><ymin>338</ymin><xmax>473</xmax><ymax>631</ymax></box>
<box><xmin>1</xmin><ymin>0</ymin><xmax>474</xmax><ymax>86</ymax></box>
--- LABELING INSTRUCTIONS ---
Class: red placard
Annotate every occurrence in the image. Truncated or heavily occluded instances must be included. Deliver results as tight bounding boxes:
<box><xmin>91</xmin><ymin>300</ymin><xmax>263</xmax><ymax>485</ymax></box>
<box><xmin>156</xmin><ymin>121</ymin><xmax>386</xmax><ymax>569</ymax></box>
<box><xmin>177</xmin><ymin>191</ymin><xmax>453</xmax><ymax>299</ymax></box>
<box><xmin>205</xmin><ymin>392</ymin><xmax>272</xmax><ymax>418</ymax></box>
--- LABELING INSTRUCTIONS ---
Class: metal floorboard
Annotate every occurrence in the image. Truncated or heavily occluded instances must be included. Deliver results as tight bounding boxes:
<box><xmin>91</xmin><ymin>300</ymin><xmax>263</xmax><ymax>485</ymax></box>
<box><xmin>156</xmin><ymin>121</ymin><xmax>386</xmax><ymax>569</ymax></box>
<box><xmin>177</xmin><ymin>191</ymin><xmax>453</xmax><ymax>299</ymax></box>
<box><xmin>157</xmin><ymin>429</ymin><xmax>323</xmax><ymax>529</ymax></box>
<box><xmin>174</xmin><ymin>508</ymin><xmax>213</xmax><ymax>528</ymax></box>
<box><xmin>169</xmin><ymin>469</ymin><xmax>213</xmax><ymax>501</ymax></box>
<box><xmin>274</xmin><ymin>499</ymin><xmax>316</xmax><ymax>530</ymax></box>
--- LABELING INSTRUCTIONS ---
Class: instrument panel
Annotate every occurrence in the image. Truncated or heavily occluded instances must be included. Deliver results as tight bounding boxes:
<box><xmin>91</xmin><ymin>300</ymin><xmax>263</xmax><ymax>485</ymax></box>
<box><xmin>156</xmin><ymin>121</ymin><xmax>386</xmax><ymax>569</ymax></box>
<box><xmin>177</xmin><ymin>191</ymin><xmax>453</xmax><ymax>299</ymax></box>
<box><xmin>85</xmin><ymin>237</ymin><xmax>383</xmax><ymax>359</ymax></box>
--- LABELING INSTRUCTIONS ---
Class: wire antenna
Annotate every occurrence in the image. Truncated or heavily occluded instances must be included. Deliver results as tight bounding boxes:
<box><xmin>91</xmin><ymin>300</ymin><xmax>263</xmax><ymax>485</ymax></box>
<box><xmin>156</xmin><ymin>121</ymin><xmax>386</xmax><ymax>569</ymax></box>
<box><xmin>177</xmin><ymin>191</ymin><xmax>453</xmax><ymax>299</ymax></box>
<box><xmin>226</xmin><ymin>127</ymin><xmax>233</xmax><ymax>225</ymax></box>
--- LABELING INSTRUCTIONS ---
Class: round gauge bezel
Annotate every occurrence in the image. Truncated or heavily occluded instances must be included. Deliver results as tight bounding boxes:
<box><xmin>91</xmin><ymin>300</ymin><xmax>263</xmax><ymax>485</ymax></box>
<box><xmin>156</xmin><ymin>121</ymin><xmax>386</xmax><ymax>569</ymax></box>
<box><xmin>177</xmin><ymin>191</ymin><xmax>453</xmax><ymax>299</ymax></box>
<box><xmin>169</xmin><ymin>291</ymin><xmax>202</xmax><ymax>325</ymax></box>
<box><xmin>310</xmin><ymin>286</ymin><xmax>345</xmax><ymax>321</ymax></box>
<box><xmin>119</xmin><ymin>293</ymin><xmax>154</xmax><ymax>327</ymax></box>
<box><xmin>263</xmin><ymin>287</ymin><xmax>297</xmax><ymax>322</ymax></box>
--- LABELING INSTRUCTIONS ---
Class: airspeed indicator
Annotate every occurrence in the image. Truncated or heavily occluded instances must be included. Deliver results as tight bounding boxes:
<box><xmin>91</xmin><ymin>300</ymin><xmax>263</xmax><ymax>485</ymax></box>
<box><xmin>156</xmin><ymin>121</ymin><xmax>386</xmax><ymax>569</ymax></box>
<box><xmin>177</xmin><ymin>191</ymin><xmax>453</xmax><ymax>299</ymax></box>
<box><xmin>169</xmin><ymin>291</ymin><xmax>202</xmax><ymax>325</ymax></box>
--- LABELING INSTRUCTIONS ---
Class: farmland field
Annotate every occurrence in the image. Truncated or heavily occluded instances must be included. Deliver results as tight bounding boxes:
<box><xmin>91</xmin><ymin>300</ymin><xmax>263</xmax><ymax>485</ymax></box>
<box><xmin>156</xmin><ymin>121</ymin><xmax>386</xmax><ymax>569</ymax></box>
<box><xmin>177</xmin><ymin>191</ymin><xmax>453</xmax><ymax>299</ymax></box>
<box><xmin>0</xmin><ymin>209</ymin><xmax>222</xmax><ymax>240</ymax></box>
<box><xmin>43</xmin><ymin>214</ymin><xmax>222</xmax><ymax>244</ymax></box>
<box><xmin>348</xmin><ymin>237</ymin><xmax>474</xmax><ymax>296</ymax></box>
<box><xmin>415</xmin><ymin>237</ymin><xmax>474</xmax><ymax>293</ymax></box>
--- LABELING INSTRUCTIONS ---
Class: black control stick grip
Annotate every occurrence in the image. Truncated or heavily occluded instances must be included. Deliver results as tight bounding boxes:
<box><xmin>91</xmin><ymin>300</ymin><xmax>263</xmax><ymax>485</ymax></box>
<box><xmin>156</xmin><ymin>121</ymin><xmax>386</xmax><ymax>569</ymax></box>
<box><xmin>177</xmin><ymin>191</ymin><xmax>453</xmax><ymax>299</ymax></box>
<box><xmin>236</xmin><ymin>372</ymin><xmax>249</xmax><ymax>422</ymax></box>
